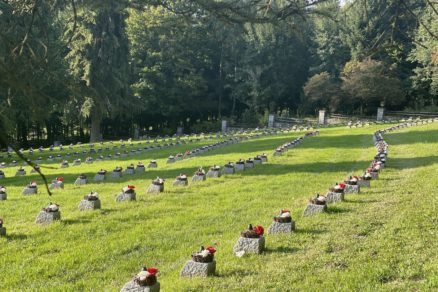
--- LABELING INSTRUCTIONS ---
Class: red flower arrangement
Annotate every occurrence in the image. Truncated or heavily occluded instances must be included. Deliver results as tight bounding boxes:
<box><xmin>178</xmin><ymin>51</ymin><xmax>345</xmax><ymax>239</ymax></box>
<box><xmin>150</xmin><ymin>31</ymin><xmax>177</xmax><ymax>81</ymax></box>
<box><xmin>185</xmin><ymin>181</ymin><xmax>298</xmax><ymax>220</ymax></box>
<box><xmin>146</xmin><ymin>267</ymin><xmax>158</xmax><ymax>276</ymax></box>
<box><xmin>254</xmin><ymin>225</ymin><xmax>264</xmax><ymax>236</ymax></box>
<box><xmin>206</xmin><ymin>246</ymin><xmax>216</xmax><ymax>254</ymax></box>
<box><xmin>128</xmin><ymin>185</ymin><xmax>135</xmax><ymax>189</ymax></box>
<box><xmin>57</xmin><ymin>177</ymin><xmax>64</xmax><ymax>182</ymax></box>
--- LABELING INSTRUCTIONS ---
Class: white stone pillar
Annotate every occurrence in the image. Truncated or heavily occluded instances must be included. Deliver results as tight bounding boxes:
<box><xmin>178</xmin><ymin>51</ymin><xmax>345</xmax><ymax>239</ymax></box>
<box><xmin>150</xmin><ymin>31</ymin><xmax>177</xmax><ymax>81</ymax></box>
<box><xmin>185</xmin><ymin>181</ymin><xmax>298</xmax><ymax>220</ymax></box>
<box><xmin>268</xmin><ymin>114</ymin><xmax>275</xmax><ymax>128</ymax></box>
<box><xmin>377</xmin><ymin>107</ymin><xmax>385</xmax><ymax>121</ymax></box>
<box><xmin>318</xmin><ymin>110</ymin><xmax>327</xmax><ymax>125</ymax></box>
<box><xmin>221</xmin><ymin>120</ymin><xmax>227</xmax><ymax>132</ymax></box>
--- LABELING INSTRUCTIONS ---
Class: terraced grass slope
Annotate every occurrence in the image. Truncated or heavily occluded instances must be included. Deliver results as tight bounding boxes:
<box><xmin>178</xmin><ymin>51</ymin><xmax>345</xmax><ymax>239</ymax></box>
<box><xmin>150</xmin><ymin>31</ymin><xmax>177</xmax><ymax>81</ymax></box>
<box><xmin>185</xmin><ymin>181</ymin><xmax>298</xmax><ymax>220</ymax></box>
<box><xmin>0</xmin><ymin>123</ymin><xmax>437</xmax><ymax>291</ymax></box>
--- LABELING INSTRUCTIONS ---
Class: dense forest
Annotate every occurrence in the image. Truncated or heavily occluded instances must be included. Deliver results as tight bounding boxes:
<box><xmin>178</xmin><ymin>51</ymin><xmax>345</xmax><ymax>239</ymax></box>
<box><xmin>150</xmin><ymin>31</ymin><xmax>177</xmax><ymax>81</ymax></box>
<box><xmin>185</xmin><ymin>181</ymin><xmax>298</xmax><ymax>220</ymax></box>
<box><xmin>0</xmin><ymin>0</ymin><xmax>437</xmax><ymax>145</ymax></box>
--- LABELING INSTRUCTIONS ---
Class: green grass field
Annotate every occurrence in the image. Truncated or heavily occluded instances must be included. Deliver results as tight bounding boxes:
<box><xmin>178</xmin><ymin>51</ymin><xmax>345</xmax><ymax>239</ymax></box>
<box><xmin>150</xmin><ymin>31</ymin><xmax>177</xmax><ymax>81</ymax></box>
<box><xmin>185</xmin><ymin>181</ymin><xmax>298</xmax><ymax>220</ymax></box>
<box><xmin>1</xmin><ymin>122</ymin><xmax>437</xmax><ymax>291</ymax></box>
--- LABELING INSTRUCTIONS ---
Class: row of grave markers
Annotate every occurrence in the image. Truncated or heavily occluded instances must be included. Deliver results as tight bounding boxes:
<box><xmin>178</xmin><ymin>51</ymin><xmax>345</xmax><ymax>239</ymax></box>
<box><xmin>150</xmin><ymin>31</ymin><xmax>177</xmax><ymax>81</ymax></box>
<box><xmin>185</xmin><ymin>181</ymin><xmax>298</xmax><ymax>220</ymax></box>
<box><xmin>0</xmin><ymin>130</ymin><xmax>319</xmax><ymax>291</ymax></box>
<box><xmin>2</xmin><ymin>120</ymin><xmax>434</xmax><ymax>291</ymax></box>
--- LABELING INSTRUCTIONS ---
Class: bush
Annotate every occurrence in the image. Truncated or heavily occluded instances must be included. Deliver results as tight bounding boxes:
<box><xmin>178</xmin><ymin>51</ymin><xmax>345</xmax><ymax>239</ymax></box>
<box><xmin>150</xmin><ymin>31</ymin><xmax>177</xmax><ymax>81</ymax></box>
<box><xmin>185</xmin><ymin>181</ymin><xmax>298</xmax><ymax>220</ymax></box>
<box><xmin>190</xmin><ymin>120</ymin><xmax>221</xmax><ymax>133</ymax></box>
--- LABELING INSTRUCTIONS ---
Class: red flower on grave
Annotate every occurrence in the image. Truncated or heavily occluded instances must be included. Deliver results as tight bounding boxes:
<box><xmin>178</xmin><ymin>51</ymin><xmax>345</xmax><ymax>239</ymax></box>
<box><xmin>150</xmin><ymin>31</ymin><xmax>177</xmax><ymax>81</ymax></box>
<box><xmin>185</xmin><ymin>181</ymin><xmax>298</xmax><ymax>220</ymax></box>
<box><xmin>206</xmin><ymin>246</ymin><xmax>216</xmax><ymax>254</ymax></box>
<box><xmin>254</xmin><ymin>225</ymin><xmax>264</xmax><ymax>236</ymax></box>
<box><xmin>147</xmin><ymin>267</ymin><xmax>158</xmax><ymax>276</ymax></box>
<box><xmin>339</xmin><ymin>183</ymin><xmax>346</xmax><ymax>189</ymax></box>
<box><xmin>281</xmin><ymin>209</ymin><xmax>290</xmax><ymax>214</ymax></box>
<box><xmin>57</xmin><ymin>177</ymin><xmax>64</xmax><ymax>181</ymax></box>
<box><xmin>128</xmin><ymin>185</ymin><xmax>135</xmax><ymax>189</ymax></box>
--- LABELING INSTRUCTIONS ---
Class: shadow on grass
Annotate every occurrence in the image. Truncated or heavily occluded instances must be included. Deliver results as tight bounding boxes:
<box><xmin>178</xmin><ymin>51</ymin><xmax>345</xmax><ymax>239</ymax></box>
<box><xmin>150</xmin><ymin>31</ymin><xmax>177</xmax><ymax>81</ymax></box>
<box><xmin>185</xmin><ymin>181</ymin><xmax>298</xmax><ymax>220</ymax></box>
<box><xmin>61</xmin><ymin>218</ymin><xmax>92</xmax><ymax>225</ymax></box>
<box><xmin>343</xmin><ymin>198</ymin><xmax>380</xmax><ymax>204</ymax></box>
<box><xmin>294</xmin><ymin>228</ymin><xmax>327</xmax><ymax>235</ymax></box>
<box><xmin>6</xmin><ymin>233</ymin><xmax>29</xmax><ymax>241</ymax></box>
<box><xmin>326</xmin><ymin>206</ymin><xmax>351</xmax><ymax>214</ymax></box>
<box><xmin>264</xmin><ymin>246</ymin><xmax>299</xmax><ymax>254</ymax></box>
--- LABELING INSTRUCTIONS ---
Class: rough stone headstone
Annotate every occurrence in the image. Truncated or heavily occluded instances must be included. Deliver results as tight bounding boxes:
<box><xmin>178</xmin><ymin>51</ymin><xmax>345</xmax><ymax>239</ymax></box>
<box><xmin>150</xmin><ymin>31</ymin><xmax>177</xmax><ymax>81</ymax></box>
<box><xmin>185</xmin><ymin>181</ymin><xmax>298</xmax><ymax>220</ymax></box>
<box><xmin>79</xmin><ymin>199</ymin><xmax>101</xmax><ymax>211</ymax></box>
<box><xmin>303</xmin><ymin>204</ymin><xmax>327</xmax><ymax>216</ymax></box>
<box><xmin>111</xmin><ymin>170</ymin><xmax>123</xmax><ymax>179</ymax></box>
<box><xmin>267</xmin><ymin>221</ymin><xmax>295</xmax><ymax>234</ymax></box>
<box><xmin>235</xmin><ymin>163</ymin><xmax>245</xmax><ymax>171</ymax></box>
<box><xmin>268</xmin><ymin>114</ymin><xmax>275</xmax><ymax>128</ymax></box>
<box><xmin>120</xmin><ymin>281</ymin><xmax>160</xmax><ymax>292</ymax></box>
<box><xmin>223</xmin><ymin>165</ymin><xmax>235</xmax><ymax>174</ymax></box>
<box><xmin>147</xmin><ymin>183</ymin><xmax>164</xmax><ymax>193</ymax></box>
<box><xmin>49</xmin><ymin>181</ymin><xmax>64</xmax><ymax>190</ymax></box>
<box><xmin>0</xmin><ymin>192</ymin><xmax>6</xmax><ymax>200</ymax></box>
<box><xmin>136</xmin><ymin>165</ymin><xmax>146</xmax><ymax>173</ymax></box>
<box><xmin>206</xmin><ymin>169</ymin><xmax>221</xmax><ymax>178</ymax></box>
<box><xmin>344</xmin><ymin>184</ymin><xmax>360</xmax><ymax>194</ymax></box>
<box><xmin>93</xmin><ymin>173</ymin><xmax>106</xmax><ymax>182</ymax></box>
<box><xmin>357</xmin><ymin>180</ymin><xmax>370</xmax><ymax>188</ymax></box>
<box><xmin>244</xmin><ymin>161</ymin><xmax>254</xmax><ymax>168</ymax></box>
<box><xmin>15</xmin><ymin>169</ymin><xmax>26</xmax><ymax>176</ymax></box>
<box><xmin>192</xmin><ymin>174</ymin><xmax>206</xmax><ymax>182</ymax></box>
<box><xmin>326</xmin><ymin>191</ymin><xmax>344</xmax><ymax>203</ymax></box>
<box><xmin>173</xmin><ymin>178</ymin><xmax>188</xmax><ymax>186</ymax></box>
<box><xmin>233</xmin><ymin>236</ymin><xmax>265</xmax><ymax>255</ymax></box>
<box><xmin>22</xmin><ymin>186</ymin><xmax>37</xmax><ymax>195</ymax></box>
<box><xmin>318</xmin><ymin>109</ymin><xmax>327</xmax><ymax>125</ymax></box>
<box><xmin>377</xmin><ymin>107</ymin><xmax>385</xmax><ymax>121</ymax></box>
<box><xmin>74</xmin><ymin>176</ymin><xmax>87</xmax><ymax>186</ymax></box>
<box><xmin>148</xmin><ymin>161</ymin><xmax>157</xmax><ymax>168</ymax></box>
<box><xmin>371</xmin><ymin>172</ymin><xmax>379</xmax><ymax>180</ymax></box>
<box><xmin>0</xmin><ymin>226</ymin><xmax>5</xmax><ymax>236</ymax></box>
<box><xmin>180</xmin><ymin>260</ymin><xmax>216</xmax><ymax>277</ymax></box>
<box><xmin>116</xmin><ymin>191</ymin><xmax>136</xmax><ymax>202</ymax></box>
<box><xmin>35</xmin><ymin>211</ymin><xmax>60</xmax><ymax>224</ymax></box>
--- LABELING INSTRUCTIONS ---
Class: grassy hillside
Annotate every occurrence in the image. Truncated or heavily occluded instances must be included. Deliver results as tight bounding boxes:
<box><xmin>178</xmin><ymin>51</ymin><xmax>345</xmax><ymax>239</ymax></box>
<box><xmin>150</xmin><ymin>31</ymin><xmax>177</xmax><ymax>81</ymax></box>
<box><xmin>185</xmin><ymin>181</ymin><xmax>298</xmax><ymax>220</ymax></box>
<box><xmin>0</xmin><ymin>123</ymin><xmax>437</xmax><ymax>291</ymax></box>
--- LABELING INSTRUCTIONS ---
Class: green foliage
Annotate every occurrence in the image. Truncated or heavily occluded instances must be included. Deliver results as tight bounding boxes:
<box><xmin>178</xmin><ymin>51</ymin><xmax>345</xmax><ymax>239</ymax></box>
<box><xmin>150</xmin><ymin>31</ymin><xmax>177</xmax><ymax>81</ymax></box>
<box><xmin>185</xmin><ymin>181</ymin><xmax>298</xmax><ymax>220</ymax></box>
<box><xmin>304</xmin><ymin>72</ymin><xmax>341</xmax><ymax>112</ymax></box>
<box><xmin>341</xmin><ymin>59</ymin><xmax>406</xmax><ymax>114</ymax></box>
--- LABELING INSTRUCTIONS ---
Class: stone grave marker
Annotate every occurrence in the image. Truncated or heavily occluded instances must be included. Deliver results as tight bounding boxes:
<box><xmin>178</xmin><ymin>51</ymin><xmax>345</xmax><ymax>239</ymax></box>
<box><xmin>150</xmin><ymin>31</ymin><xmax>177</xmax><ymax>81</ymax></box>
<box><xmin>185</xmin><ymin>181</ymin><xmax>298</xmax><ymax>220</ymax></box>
<box><xmin>192</xmin><ymin>168</ymin><xmax>206</xmax><ymax>182</ymax></box>
<box><xmin>206</xmin><ymin>165</ymin><xmax>221</xmax><ymax>178</ymax></box>
<box><xmin>234</xmin><ymin>224</ymin><xmax>265</xmax><ymax>256</ymax></box>
<box><xmin>22</xmin><ymin>181</ymin><xmax>38</xmax><ymax>195</ymax></box>
<box><xmin>234</xmin><ymin>159</ymin><xmax>245</xmax><ymax>172</ymax></box>
<box><xmin>181</xmin><ymin>246</ymin><xmax>216</xmax><ymax>277</ymax></box>
<box><xmin>0</xmin><ymin>170</ymin><xmax>5</xmax><ymax>179</ymax></box>
<box><xmin>148</xmin><ymin>160</ymin><xmax>158</xmax><ymax>168</ymax></box>
<box><xmin>74</xmin><ymin>174</ymin><xmax>87</xmax><ymax>186</ymax></box>
<box><xmin>268</xmin><ymin>209</ymin><xmax>295</xmax><ymax>234</ymax></box>
<box><xmin>121</xmin><ymin>267</ymin><xmax>160</xmax><ymax>292</ymax></box>
<box><xmin>304</xmin><ymin>194</ymin><xmax>327</xmax><ymax>216</ymax></box>
<box><xmin>166</xmin><ymin>155</ymin><xmax>175</xmax><ymax>164</ymax></box>
<box><xmin>73</xmin><ymin>159</ymin><xmax>81</xmax><ymax>166</ymax></box>
<box><xmin>111</xmin><ymin>167</ymin><xmax>123</xmax><ymax>178</ymax></box>
<box><xmin>223</xmin><ymin>162</ymin><xmax>235</xmax><ymax>174</ymax></box>
<box><xmin>49</xmin><ymin>177</ymin><xmax>64</xmax><ymax>190</ymax></box>
<box><xmin>136</xmin><ymin>162</ymin><xmax>146</xmax><ymax>173</ymax></box>
<box><xmin>147</xmin><ymin>177</ymin><xmax>165</xmax><ymax>193</ymax></box>
<box><xmin>35</xmin><ymin>203</ymin><xmax>61</xmax><ymax>224</ymax></box>
<box><xmin>125</xmin><ymin>164</ymin><xmax>135</xmax><ymax>175</ymax></box>
<box><xmin>79</xmin><ymin>192</ymin><xmax>101</xmax><ymax>210</ymax></box>
<box><xmin>93</xmin><ymin>169</ymin><xmax>107</xmax><ymax>182</ymax></box>
<box><xmin>173</xmin><ymin>174</ymin><xmax>188</xmax><ymax>186</ymax></box>
<box><xmin>0</xmin><ymin>186</ymin><xmax>6</xmax><ymax>200</ymax></box>
<box><xmin>15</xmin><ymin>167</ymin><xmax>26</xmax><ymax>176</ymax></box>
<box><xmin>116</xmin><ymin>185</ymin><xmax>136</xmax><ymax>202</ymax></box>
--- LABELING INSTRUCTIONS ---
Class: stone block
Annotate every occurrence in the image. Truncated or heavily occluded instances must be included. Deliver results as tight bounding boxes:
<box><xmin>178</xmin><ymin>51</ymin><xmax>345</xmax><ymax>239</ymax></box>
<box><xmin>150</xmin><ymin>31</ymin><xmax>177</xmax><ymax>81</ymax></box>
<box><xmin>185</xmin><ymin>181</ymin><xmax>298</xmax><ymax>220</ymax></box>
<box><xmin>344</xmin><ymin>184</ymin><xmax>360</xmax><ymax>194</ymax></box>
<box><xmin>0</xmin><ymin>227</ymin><xmax>6</xmax><ymax>236</ymax></box>
<box><xmin>35</xmin><ymin>211</ymin><xmax>60</xmax><ymax>224</ymax></box>
<box><xmin>173</xmin><ymin>180</ymin><xmax>188</xmax><ymax>187</ymax></box>
<box><xmin>136</xmin><ymin>167</ymin><xmax>145</xmax><ymax>173</ymax></box>
<box><xmin>192</xmin><ymin>174</ymin><xmax>206</xmax><ymax>182</ymax></box>
<box><xmin>206</xmin><ymin>170</ymin><xmax>221</xmax><ymax>178</ymax></box>
<box><xmin>267</xmin><ymin>221</ymin><xmax>295</xmax><ymax>234</ymax></box>
<box><xmin>111</xmin><ymin>172</ymin><xmax>122</xmax><ymax>179</ymax></box>
<box><xmin>253</xmin><ymin>159</ymin><xmax>262</xmax><ymax>165</ymax></box>
<box><xmin>371</xmin><ymin>172</ymin><xmax>379</xmax><ymax>180</ymax></box>
<box><xmin>147</xmin><ymin>184</ymin><xmax>164</xmax><ymax>193</ymax></box>
<box><xmin>116</xmin><ymin>192</ymin><xmax>136</xmax><ymax>202</ymax></box>
<box><xmin>49</xmin><ymin>182</ymin><xmax>64</xmax><ymax>190</ymax></box>
<box><xmin>244</xmin><ymin>162</ymin><xmax>254</xmax><ymax>168</ymax></box>
<box><xmin>180</xmin><ymin>260</ymin><xmax>216</xmax><ymax>277</ymax></box>
<box><xmin>326</xmin><ymin>192</ymin><xmax>344</xmax><ymax>203</ymax></box>
<box><xmin>235</xmin><ymin>164</ymin><xmax>245</xmax><ymax>171</ymax></box>
<box><xmin>0</xmin><ymin>193</ymin><xmax>6</xmax><ymax>200</ymax></box>
<box><xmin>148</xmin><ymin>162</ymin><xmax>157</xmax><ymax>168</ymax></box>
<box><xmin>222</xmin><ymin>167</ymin><xmax>235</xmax><ymax>174</ymax></box>
<box><xmin>303</xmin><ymin>204</ymin><xmax>327</xmax><ymax>217</ymax></box>
<box><xmin>357</xmin><ymin>180</ymin><xmax>370</xmax><ymax>188</ymax></box>
<box><xmin>233</xmin><ymin>236</ymin><xmax>265</xmax><ymax>255</ymax></box>
<box><xmin>79</xmin><ymin>199</ymin><xmax>101</xmax><ymax>211</ymax></box>
<box><xmin>93</xmin><ymin>174</ymin><xmax>106</xmax><ymax>182</ymax></box>
<box><xmin>120</xmin><ymin>281</ymin><xmax>160</xmax><ymax>292</ymax></box>
<box><xmin>125</xmin><ymin>169</ymin><xmax>135</xmax><ymax>175</ymax></box>
<box><xmin>74</xmin><ymin>178</ymin><xmax>87</xmax><ymax>186</ymax></box>
<box><xmin>22</xmin><ymin>187</ymin><xmax>37</xmax><ymax>195</ymax></box>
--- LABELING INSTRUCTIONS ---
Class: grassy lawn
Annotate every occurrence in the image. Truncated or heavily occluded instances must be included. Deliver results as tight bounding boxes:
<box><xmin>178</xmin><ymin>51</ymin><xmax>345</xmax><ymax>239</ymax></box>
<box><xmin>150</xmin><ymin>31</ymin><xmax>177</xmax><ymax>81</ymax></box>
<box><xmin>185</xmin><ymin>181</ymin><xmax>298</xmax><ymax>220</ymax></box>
<box><xmin>0</xmin><ymin>122</ymin><xmax>437</xmax><ymax>291</ymax></box>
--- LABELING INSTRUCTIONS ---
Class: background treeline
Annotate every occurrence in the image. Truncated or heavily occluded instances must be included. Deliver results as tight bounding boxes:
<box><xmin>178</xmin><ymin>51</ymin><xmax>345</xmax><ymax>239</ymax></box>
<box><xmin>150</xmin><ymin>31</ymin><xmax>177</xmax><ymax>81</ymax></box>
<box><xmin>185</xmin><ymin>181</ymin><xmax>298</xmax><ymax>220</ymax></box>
<box><xmin>0</xmin><ymin>0</ymin><xmax>437</xmax><ymax>146</ymax></box>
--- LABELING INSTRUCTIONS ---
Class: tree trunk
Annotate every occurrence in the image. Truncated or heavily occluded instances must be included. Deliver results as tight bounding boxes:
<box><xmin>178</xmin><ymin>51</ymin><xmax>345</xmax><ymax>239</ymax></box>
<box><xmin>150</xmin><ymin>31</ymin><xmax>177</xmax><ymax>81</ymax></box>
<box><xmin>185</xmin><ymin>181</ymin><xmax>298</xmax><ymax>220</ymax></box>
<box><xmin>90</xmin><ymin>108</ymin><xmax>102</xmax><ymax>142</ymax></box>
